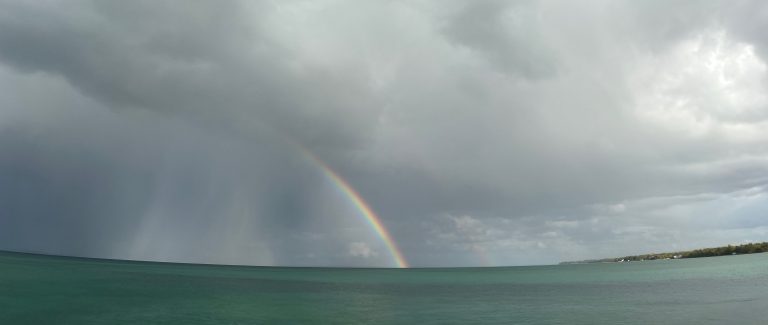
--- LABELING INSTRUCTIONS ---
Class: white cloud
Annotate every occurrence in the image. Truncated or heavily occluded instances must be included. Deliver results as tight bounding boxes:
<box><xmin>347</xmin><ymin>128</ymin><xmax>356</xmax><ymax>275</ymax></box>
<box><xmin>348</xmin><ymin>242</ymin><xmax>378</xmax><ymax>258</ymax></box>
<box><xmin>631</xmin><ymin>29</ymin><xmax>768</xmax><ymax>140</ymax></box>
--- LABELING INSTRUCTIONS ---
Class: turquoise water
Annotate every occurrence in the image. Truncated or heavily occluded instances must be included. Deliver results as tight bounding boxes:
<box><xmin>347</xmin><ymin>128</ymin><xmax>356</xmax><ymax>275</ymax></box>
<box><xmin>1</xmin><ymin>251</ymin><xmax>766</xmax><ymax>324</ymax></box>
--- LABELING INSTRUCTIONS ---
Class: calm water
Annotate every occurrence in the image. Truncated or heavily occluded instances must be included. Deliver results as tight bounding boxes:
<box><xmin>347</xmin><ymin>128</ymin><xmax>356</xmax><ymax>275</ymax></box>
<box><xmin>1</xmin><ymin>251</ymin><xmax>766</xmax><ymax>324</ymax></box>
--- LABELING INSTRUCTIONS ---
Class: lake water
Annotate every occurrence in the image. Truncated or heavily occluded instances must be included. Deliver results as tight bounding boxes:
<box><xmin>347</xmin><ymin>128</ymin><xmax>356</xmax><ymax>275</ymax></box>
<box><xmin>1</xmin><ymin>251</ymin><xmax>766</xmax><ymax>324</ymax></box>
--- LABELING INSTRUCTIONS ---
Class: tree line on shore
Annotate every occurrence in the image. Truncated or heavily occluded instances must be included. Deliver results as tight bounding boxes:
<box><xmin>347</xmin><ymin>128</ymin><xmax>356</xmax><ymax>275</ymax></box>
<box><xmin>561</xmin><ymin>242</ymin><xmax>768</xmax><ymax>264</ymax></box>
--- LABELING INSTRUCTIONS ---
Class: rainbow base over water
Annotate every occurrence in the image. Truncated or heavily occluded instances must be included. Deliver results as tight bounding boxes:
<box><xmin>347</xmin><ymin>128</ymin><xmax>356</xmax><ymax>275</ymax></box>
<box><xmin>300</xmin><ymin>149</ymin><xmax>408</xmax><ymax>268</ymax></box>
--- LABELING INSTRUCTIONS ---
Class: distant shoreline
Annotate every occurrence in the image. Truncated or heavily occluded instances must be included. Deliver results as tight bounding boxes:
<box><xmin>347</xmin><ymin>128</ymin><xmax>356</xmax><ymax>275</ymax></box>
<box><xmin>560</xmin><ymin>242</ymin><xmax>768</xmax><ymax>265</ymax></box>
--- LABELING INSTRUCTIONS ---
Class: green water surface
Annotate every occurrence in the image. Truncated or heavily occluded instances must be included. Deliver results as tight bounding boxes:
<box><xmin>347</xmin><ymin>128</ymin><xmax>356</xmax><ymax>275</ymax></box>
<box><xmin>1</xmin><ymin>251</ymin><xmax>766</xmax><ymax>324</ymax></box>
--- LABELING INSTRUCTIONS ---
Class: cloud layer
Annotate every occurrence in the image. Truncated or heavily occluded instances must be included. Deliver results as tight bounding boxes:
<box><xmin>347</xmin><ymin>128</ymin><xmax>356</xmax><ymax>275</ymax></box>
<box><xmin>1</xmin><ymin>0</ymin><xmax>767</xmax><ymax>266</ymax></box>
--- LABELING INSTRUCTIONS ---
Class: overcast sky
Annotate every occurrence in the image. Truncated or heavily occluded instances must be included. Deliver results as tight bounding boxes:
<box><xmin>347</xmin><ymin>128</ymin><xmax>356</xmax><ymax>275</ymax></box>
<box><xmin>1</xmin><ymin>0</ymin><xmax>767</xmax><ymax>267</ymax></box>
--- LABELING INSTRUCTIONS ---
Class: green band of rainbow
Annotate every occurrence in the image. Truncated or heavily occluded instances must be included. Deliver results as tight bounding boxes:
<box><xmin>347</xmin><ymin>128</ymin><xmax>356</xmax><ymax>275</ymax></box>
<box><xmin>302</xmin><ymin>150</ymin><xmax>409</xmax><ymax>268</ymax></box>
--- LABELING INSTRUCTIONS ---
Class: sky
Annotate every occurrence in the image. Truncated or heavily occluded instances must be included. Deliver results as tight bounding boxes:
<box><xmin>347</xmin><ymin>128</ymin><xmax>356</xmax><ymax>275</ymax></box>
<box><xmin>1</xmin><ymin>0</ymin><xmax>767</xmax><ymax>267</ymax></box>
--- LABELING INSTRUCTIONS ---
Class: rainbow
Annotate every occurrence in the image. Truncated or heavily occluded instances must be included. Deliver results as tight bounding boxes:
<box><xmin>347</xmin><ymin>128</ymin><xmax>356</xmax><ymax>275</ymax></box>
<box><xmin>301</xmin><ymin>149</ymin><xmax>409</xmax><ymax>268</ymax></box>
<box><xmin>471</xmin><ymin>245</ymin><xmax>493</xmax><ymax>267</ymax></box>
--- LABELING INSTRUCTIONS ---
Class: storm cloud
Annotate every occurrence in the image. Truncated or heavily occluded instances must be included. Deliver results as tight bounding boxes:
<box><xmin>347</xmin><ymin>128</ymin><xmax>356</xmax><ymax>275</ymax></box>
<box><xmin>1</xmin><ymin>0</ymin><xmax>767</xmax><ymax>266</ymax></box>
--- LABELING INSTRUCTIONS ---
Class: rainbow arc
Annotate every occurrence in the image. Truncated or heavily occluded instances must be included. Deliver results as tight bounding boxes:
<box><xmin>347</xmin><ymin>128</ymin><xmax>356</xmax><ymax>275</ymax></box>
<box><xmin>301</xmin><ymin>149</ymin><xmax>408</xmax><ymax>268</ymax></box>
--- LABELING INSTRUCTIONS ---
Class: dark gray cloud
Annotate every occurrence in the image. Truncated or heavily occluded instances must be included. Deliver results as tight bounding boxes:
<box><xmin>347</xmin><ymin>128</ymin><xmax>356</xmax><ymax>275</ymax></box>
<box><xmin>0</xmin><ymin>0</ymin><xmax>767</xmax><ymax>266</ymax></box>
<box><xmin>442</xmin><ymin>0</ymin><xmax>558</xmax><ymax>79</ymax></box>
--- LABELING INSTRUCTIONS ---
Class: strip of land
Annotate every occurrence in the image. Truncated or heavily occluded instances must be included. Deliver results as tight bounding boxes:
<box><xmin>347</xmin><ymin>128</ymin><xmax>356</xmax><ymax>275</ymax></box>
<box><xmin>560</xmin><ymin>242</ymin><xmax>768</xmax><ymax>264</ymax></box>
